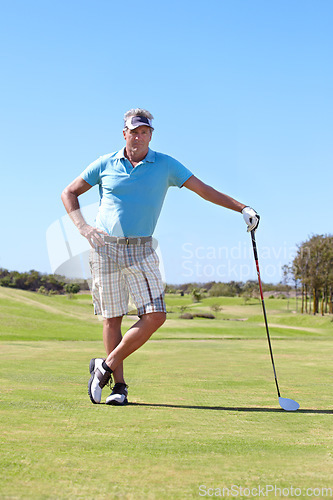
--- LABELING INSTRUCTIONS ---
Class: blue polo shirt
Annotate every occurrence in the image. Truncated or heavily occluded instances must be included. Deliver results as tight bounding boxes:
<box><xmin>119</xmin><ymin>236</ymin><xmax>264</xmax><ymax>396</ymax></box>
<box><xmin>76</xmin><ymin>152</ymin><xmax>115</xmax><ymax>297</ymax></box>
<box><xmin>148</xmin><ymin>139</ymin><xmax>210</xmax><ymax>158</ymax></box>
<box><xmin>80</xmin><ymin>148</ymin><xmax>193</xmax><ymax>237</ymax></box>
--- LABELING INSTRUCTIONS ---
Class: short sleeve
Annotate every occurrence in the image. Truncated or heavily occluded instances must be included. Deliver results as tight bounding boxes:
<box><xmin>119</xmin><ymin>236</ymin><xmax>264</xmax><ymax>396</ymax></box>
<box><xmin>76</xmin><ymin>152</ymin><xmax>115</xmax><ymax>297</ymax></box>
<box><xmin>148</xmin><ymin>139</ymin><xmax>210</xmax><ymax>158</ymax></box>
<box><xmin>80</xmin><ymin>157</ymin><xmax>103</xmax><ymax>187</ymax></box>
<box><xmin>167</xmin><ymin>156</ymin><xmax>193</xmax><ymax>188</ymax></box>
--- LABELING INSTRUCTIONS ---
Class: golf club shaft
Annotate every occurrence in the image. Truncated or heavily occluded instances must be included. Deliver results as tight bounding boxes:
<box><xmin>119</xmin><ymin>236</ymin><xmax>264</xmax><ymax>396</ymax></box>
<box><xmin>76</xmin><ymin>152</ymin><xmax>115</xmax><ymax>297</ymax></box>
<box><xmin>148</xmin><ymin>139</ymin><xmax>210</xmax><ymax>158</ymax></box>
<box><xmin>251</xmin><ymin>230</ymin><xmax>281</xmax><ymax>398</ymax></box>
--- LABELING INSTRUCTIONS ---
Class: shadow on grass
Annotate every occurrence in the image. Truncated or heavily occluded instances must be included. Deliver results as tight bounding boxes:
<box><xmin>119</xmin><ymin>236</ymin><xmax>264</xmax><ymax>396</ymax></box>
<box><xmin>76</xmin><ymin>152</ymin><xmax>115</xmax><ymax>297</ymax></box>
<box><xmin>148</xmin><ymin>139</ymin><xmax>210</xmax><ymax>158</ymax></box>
<box><xmin>128</xmin><ymin>402</ymin><xmax>332</xmax><ymax>414</ymax></box>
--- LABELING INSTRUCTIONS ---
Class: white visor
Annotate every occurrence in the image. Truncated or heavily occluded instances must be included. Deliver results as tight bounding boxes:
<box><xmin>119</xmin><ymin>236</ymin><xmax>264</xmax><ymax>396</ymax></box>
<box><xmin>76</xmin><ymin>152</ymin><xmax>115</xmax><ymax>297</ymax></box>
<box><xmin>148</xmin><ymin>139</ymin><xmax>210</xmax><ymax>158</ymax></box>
<box><xmin>125</xmin><ymin>116</ymin><xmax>154</xmax><ymax>130</ymax></box>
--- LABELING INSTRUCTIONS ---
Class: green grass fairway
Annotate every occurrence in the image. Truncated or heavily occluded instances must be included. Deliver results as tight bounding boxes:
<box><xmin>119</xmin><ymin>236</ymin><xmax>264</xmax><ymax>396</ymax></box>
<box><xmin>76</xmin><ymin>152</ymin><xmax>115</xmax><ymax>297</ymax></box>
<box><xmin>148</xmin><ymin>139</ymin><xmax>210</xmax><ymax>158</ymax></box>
<box><xmin>0</xmin><ymin>288</ymin><xmax>332</xmax><ymax>499</ymax></box>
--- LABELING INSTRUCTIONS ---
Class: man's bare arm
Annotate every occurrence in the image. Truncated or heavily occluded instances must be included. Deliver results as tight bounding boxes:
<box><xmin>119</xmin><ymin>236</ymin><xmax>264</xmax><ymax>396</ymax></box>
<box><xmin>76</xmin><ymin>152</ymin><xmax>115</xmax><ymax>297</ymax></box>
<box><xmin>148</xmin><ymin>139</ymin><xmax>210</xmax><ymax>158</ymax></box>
<box><xmin>61</xmin><ymin>176</ymin><xmax>107</xmax><ymax>246</ymax></box>
<box><xmin>183</xmin><ymin>175</ymin><xmax>247</xmax><ymax>213</ymax></box>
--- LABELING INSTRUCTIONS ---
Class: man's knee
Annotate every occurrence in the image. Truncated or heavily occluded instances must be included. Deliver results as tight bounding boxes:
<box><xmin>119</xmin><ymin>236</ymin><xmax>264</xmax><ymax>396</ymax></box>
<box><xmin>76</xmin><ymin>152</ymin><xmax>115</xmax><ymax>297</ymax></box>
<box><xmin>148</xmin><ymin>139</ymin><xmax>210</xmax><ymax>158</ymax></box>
<box><xmin>141</xmin><ymin>312</ymin><xmax>166</xmax><ymax>330</ymax></box>
<box><xmin>145</xmin><ymin>311</ymin><xmax>166</xmax><ymax>329</ymax></box>
<box><xmin>103</xmin><ymin>316</ymin><xmax>123</xmax><ymax>331</ymax></box>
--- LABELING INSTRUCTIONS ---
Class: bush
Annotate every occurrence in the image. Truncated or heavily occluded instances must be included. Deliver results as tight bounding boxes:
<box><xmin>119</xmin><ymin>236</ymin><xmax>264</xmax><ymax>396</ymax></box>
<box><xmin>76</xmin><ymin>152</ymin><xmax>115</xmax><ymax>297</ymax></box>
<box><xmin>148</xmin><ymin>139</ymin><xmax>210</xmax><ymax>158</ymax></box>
<box><xmin>193</xmin><ymin>313</ymin><xmax>215</xmax><ymax>319</ymax></box>
<box><xmin>64</xmin><ymin>283</ymin><xmax>80</xmax><ymax>294</ymax></box>
<box><xmin>179</xmin><ymin>313</ymin><xmax>194</xmax><ymax>319</ymax></box>
<box><xmin>0</xmin><ymin>277</ymin><xmax>13</xmax><ymax>287</ymax></box>
<box><xmin>192</xmin><ymin>288</ymin><xmax>203</xmax><ymax>302</ymax></box>
<box><xmin>210</xmin><ymin>303</ymin><xmax>223</xmax><ymax>313</ymax></box>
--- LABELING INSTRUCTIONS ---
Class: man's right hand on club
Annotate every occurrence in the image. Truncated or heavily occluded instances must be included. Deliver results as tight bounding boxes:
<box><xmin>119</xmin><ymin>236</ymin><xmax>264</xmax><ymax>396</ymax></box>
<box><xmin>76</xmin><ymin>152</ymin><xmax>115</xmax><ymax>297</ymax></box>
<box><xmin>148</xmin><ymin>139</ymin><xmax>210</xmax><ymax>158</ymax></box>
<box><xmin>79</xmin><ymin>224</ymin><xmax>108</xmax><ymax>247</ymax></box>
<box><xmin>242</xmin><ymin>207</ymin><xmax>260</xmax><ymax>232</ymax></box>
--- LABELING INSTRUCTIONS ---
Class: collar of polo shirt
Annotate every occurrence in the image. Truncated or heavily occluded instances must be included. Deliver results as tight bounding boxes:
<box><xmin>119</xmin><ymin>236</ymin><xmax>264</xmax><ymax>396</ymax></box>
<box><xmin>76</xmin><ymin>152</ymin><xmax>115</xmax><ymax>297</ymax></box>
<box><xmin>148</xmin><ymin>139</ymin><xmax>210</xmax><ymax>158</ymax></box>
<box><xmin>116</xmin><ymin>148</ymin><xmax>155</xmax><ymax>163</ymax></box>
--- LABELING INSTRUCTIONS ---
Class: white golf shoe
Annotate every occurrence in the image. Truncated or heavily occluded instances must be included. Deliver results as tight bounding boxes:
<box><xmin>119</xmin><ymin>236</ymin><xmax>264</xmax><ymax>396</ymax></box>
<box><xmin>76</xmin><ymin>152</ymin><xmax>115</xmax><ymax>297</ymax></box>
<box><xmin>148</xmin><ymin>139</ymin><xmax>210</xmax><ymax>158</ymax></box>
<box><xmin>88</xmin><ymin>358</ymin><xmax>112</xmax><ymax>404</ymax></box>
<box><xmin>106</xmin><ymin>383</ymin><xmax>128</xmax><ymax>406</ymax></box>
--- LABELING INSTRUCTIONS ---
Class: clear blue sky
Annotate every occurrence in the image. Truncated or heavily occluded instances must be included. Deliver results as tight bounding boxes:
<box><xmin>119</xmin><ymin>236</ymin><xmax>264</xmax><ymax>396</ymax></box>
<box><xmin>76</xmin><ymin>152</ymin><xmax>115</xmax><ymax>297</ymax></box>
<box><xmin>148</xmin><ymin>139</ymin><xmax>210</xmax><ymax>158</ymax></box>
<box><xmin>1</xmin><ymin>0</ymin><xmax>332</xmax><ymax>284</ymax></box>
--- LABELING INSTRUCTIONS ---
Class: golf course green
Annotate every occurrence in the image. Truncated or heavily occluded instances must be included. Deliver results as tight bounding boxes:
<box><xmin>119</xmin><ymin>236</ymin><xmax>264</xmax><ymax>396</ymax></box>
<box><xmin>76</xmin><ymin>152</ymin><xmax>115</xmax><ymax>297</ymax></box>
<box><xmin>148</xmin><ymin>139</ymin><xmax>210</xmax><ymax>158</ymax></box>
<box><xmin>0</xmin><ymin>287</ymin><xmax>332</xmax><ymax>499</ymax></box>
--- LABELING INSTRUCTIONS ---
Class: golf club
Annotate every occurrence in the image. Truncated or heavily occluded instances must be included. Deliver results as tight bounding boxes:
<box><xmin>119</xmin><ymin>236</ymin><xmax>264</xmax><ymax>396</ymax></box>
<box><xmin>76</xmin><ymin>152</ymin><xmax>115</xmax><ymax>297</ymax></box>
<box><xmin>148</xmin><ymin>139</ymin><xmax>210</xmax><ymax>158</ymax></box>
<box><xmin>250</xmin><ymin>230</ymin><xmax>300</xmax><ymax>412</ymax></box>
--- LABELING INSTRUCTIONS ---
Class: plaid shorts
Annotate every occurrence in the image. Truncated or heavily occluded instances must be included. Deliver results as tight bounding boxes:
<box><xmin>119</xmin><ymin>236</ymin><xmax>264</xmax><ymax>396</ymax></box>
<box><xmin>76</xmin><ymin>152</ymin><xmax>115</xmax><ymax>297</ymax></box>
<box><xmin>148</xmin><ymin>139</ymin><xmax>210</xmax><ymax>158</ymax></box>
<box><xmin>89</xmin><ymin>240</ymin><xmax>166</xmax><ymax>318</ymax></box>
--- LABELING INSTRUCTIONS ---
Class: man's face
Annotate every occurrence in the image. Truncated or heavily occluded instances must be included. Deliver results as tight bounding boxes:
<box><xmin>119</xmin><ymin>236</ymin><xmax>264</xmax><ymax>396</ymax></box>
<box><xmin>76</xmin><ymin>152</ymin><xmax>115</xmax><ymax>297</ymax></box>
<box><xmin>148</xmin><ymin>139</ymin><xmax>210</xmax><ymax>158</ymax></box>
<box><xmin>123</xmin><ymin>125</ymin><xmax>152</xmax><ymax>158</ymax></box>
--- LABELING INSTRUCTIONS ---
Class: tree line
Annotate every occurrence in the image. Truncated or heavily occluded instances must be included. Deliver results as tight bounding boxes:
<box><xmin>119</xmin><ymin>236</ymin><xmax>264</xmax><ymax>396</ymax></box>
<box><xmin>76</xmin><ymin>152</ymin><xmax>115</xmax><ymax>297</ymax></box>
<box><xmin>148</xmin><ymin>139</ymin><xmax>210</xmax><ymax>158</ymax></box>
<box><xmin>0</xmin><ymin>268</ymin><xmax>86</xmax><ymax>295</ymax></box>
<box><xmin>166</xmin><ymin>280</ymin><xmax>290</xmax><ymax>299</ymax></box>
<box><xmin>1</xmin><ymin>268</ymin><xmax>289</xmax><ymax>299</ymax></box>
<box><xmin>284</xmin><ymin>234</ymin><xmax>333</xmax><ymax>315</ymax></box>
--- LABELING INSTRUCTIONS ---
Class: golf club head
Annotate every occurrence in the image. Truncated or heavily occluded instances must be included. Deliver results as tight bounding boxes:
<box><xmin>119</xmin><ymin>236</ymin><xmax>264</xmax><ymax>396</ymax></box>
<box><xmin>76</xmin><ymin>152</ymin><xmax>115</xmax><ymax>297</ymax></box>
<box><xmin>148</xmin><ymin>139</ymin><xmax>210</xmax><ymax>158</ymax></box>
<box><xmin>278</xmin><ymin>397</ymin><xmax>300</xmax><ymax>412</ymax></box>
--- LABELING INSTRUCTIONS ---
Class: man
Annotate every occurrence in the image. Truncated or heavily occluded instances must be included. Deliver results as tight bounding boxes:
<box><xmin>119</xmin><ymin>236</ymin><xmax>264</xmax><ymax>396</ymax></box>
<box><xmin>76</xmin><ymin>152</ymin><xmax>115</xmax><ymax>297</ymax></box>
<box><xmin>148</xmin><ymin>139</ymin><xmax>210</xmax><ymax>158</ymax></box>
<box><xmin>61</xmin><ymin>108</ymin><xmax>259</xmax><ymax>406</ymax></box>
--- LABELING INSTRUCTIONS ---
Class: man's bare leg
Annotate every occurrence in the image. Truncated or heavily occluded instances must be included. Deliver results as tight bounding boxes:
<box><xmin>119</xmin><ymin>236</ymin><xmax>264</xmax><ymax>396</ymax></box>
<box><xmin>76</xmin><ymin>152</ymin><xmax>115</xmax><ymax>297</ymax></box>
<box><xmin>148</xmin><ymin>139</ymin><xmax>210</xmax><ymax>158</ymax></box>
<box><xmin>105</xmin><ymin>312</ymin><xmax>166</xmax><ymax>372</ymax></box>
<box><xmin>103</xmin><ymin>316</ymin><xmax>125</xmax><ymax>384</ymax></box>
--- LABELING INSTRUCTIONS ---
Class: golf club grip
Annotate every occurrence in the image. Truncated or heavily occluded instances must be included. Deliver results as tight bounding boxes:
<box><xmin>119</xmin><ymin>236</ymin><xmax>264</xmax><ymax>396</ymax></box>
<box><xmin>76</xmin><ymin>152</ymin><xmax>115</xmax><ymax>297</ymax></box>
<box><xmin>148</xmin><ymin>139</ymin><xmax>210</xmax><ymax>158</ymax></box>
<box><xmin>251</xmin><ymin>230</ymin><xmax>259</xmax><ymax>263</ymax></box>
